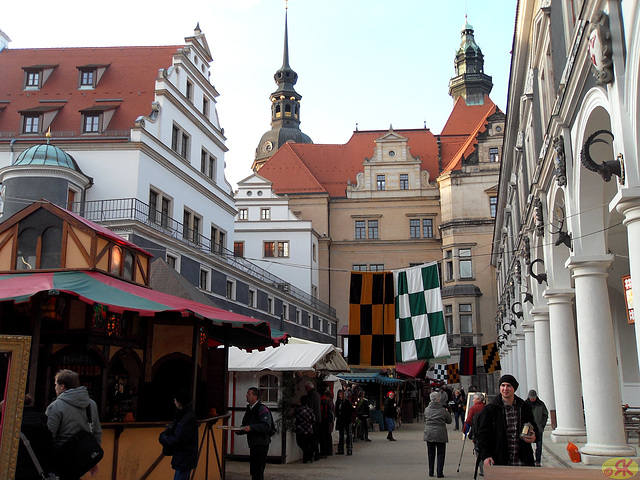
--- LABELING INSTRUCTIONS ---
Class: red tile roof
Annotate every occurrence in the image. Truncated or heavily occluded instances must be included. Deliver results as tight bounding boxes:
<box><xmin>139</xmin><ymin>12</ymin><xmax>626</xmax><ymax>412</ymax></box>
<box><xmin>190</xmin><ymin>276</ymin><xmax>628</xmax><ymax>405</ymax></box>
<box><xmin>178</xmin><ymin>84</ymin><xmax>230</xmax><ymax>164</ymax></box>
<box><xmin>260</xmin><ymin>129</ymin><xmax>440</xmax><ymax>198</ymax></box>
<box><xmin>260</xmin><ymin>97</ymin><xmax>498</xmax><ymax>198</ymax></box>
<box><xmin>0</xmin><ymin>46</ymin><xmax>179</xmax><ymax>139</ymax></box>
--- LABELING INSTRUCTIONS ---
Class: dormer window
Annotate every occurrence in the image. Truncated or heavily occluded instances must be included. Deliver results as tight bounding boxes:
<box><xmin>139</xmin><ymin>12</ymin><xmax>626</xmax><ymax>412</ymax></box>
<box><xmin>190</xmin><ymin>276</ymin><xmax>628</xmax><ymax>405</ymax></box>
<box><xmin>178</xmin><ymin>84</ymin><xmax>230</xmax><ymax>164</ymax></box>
<box><xmin>83</xmin><ymin>114</ymin><xmax>100</xmax><ymax>133</ymax></box>
<box><xmin>25</xmin><ymin>71</ymin><xmax>41</xmax><ymax>88</ymax></box>
<box><xmin>23</xmin><ymin>115</ymin><xmax>41</xmax><ymax>134</ymax></box>
<box><xmin>80</xmin><ymin>70</ymin><xmax>95</xmax><ymax>88</ymax></box>
<box><xmin>79</xmin><ymin>104</ymin><xmax>119</xmax><ymax>134</ymax></box>
<box><xmin>22</xmin><ymin>64</ymin><xmax>57</xmax><ymax>90</ymax></box>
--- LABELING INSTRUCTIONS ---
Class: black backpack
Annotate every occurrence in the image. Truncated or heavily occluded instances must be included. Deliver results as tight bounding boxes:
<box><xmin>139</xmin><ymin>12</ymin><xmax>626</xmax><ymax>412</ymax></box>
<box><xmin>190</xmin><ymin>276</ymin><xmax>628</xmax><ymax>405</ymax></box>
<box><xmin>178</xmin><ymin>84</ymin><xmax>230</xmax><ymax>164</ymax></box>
<box><xmin>259</xmin><ymin>405</ymin><xmax>277</xmax><ymax>437</ymax></box>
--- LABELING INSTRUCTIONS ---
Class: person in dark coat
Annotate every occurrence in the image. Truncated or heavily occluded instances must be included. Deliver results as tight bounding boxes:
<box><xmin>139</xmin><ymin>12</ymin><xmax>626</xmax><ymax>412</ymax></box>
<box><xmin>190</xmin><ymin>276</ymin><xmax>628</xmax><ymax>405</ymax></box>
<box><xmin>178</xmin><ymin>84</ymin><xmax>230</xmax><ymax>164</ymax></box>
<box><xmin>235</xmin><ymin>387</ymin><xmax>272</xmax><ymax>480</ymax></box>
<box><xmin>294</xmin><ymin>395</ymin><xmax>316</xmax><ymax>463</ymax></box>
<box><xmin>16</xmin><ymin>395</ymin><xmax>53</xmax><ymax>480</ymax></box>
<box><xmin>423</xmin><ymin>391</ymin><xmax>453</xmax><ymax>478</ymax></box>
<box><xmin>383</xmin><ymin>391</ymin><xmax>398</xmax><ymax>441</ymax></box>
<box><xmin>476</xmin><ymin>374</ymin><xmax>539</xmax><ymax>467</ymax></box>
<box><xmin>525</xmin><ymin>389</ymin><xmax>549</xmax><ymax>467</ymax></box>
<box><xmin>334</xmin><ymin>389</ymin><xmax>354</xmax><ymax>455</ymax></box>
<box><xmin>304</xmin><ymin>381</ymin><xmax>322</xmax><ymax>460</ymax></box>
<box><xmin>159</xmin><ymin>390</ymin><xmax>199</xmax><ymax>480</ymax></box>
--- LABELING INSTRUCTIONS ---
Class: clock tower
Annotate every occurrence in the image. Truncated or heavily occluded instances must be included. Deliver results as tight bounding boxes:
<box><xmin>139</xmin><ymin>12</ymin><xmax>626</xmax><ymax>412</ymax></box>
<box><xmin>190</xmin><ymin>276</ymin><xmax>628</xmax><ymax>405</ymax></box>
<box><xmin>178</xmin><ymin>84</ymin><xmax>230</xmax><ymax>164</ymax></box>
<box><xmin>252</xmin><ymin>6</ymin><xmax>313</xmax><ymax>172</ymax></box>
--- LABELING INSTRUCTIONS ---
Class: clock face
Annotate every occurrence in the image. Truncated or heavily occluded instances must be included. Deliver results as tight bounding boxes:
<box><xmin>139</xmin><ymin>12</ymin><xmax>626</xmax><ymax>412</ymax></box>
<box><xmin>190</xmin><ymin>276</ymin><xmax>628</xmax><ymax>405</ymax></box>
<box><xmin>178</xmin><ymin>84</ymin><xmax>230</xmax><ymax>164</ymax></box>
<box><xmin>263</xmin><ymin>141</ymin><xmax>273</xmax><ymax>153</ymax></box>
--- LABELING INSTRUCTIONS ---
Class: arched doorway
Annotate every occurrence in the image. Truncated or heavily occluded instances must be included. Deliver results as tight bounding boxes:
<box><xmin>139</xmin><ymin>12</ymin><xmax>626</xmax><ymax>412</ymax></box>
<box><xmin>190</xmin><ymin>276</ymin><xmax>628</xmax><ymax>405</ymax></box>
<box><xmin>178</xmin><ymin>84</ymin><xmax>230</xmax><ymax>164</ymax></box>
<box><xmin>145</xmin><ymin>354</ymin><xmax>193</xmax><ymax>421</ymax></box>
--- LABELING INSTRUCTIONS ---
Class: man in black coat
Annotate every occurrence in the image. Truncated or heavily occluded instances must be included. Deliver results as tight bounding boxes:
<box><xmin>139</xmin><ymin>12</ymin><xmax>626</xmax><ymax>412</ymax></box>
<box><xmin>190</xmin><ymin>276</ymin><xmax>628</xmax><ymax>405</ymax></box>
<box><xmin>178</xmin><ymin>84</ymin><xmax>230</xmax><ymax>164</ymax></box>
<box><xmin>476</xmin><ymin>374</ymin><xmax>539</xmax><ymax>467</ymax></box>
<box><xmin>236</xmin><ymin>387</ymin><xmax>272</xmax><ymax>480</ymax></box>
<box><xmin>159</xmin><ymin>390</ymin><xmax>199</xmax><ymax>480</ymax></box>
<box><xmin>16</xmin><ymin>395</ymin><xmax>53</xmax><ymax>480</ymax></box>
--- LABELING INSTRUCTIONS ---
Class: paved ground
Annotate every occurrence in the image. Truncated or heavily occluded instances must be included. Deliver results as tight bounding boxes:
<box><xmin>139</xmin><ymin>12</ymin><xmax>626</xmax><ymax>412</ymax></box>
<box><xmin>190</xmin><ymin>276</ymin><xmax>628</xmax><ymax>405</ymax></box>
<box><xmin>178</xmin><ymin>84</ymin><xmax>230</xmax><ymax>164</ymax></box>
<box><xmin>226</xmin><ymin>421</ymin><xmax>566</xmax><ymax>480</ymax></box>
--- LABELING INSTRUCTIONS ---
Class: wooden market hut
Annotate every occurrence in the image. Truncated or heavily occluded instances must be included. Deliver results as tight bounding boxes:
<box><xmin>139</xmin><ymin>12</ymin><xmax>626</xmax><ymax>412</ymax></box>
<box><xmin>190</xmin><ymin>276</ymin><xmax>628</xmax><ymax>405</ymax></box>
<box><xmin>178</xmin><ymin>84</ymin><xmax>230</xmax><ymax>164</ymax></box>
<box><xmin>0</xmin><ymin>201</ymin><xmax>288</xmax><ymax>480</ymax></box>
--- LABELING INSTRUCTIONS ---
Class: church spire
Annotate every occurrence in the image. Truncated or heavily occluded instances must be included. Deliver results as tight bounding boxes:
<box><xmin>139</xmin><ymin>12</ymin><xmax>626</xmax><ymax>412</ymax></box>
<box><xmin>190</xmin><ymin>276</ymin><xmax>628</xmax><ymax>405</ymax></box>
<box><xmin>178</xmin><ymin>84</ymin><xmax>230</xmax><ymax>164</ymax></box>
<box><xmin>252</xmin><ymin>2</ymin><xmax>312</xmax><ymax>172</ymax></box>
<box><xmin>448</xmin><ymin>19</ymin><xmax>493</xmax><ymax>105</ymax></box>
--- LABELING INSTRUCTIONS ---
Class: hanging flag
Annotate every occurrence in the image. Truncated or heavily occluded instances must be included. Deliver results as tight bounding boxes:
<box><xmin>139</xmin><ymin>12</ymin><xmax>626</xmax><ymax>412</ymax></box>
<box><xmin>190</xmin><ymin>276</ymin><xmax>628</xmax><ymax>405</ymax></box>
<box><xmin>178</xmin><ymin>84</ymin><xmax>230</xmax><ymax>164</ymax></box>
<box><xmin>482</xmin><ymin>342</ymin><xmax>502</xmax><ymax>373</ymax></box>
<box><xmin>394</xmin><ymin>262</ymin><xmax>450</xmax><ymax>362</ymax></box>
<box><xmin>459</xmin><ymin>346</ymin><xmax>476</xmax><ymax>376</ymax></box>
<box><xmin>347</xmin><ymin>271</ymin><xmax>395</xmax><ymax>367</ymax></box>
<box><xmin>434</xmin><ymin>363</ymin><xmax>459</xmax><ymax>384</ymax></box>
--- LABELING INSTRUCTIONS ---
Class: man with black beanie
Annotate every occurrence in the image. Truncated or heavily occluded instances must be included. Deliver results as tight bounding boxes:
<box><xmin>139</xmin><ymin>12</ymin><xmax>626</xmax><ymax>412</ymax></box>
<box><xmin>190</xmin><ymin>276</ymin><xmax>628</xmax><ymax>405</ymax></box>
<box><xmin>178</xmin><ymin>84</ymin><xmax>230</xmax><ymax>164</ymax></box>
<box><xmin>476</xmin><ymin>374</ymin><xmax>539</xmax><ymax>467</ymax></box>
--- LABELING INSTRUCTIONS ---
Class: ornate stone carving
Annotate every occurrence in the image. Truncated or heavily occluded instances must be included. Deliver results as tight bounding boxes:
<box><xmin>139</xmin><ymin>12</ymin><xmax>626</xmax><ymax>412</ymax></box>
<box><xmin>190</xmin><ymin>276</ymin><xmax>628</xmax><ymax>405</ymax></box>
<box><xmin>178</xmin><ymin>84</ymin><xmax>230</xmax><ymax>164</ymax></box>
<box><xmin>420</xmin><ymin>170</ymin><xmax>430</xmax><ymax>187</ymax></box>
<box><xmin>588</xmin><ymin>11</ymin><xmax>614</xmax><ymax>85</ymax></box>
<box><xmin>553</xmin><ymin>135</ymin><xmax>567</xmax><ymax>186</ymax></box>
<box><xmin>533</xmin><ymin>197</ymin><xmax>545</xmax><ymax>237</ymax></box>
<box><xmin>354</xmin><ymin>172</ymin><xmax>364</xmax><ymax>190</ymax></box>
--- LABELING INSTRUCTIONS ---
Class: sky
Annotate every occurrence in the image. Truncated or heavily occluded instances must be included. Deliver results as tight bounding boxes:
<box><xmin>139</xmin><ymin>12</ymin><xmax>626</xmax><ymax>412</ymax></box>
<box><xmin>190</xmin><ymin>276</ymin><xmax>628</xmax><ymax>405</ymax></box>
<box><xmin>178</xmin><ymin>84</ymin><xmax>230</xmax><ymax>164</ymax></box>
<box><xmin>2</xmin><ymin>0</ymin><xmax>517</xmax><ymax>188</ymax></box>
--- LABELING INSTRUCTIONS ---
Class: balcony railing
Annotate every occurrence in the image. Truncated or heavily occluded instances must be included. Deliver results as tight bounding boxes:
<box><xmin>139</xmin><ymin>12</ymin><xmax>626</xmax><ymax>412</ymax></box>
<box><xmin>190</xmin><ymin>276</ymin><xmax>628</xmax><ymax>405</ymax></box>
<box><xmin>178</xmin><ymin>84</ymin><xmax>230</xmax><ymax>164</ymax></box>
<box><xmin>67</xmin><ymin>198</ymin><xmax>336</xmax><ymax>317</ymax></box>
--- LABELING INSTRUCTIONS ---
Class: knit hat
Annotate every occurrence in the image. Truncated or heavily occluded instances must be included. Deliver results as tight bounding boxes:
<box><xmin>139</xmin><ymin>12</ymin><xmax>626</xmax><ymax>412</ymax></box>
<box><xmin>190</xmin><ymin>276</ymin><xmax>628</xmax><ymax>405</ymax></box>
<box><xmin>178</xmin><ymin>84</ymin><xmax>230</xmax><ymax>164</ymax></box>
<box><xmin>498</xmin><ymin>374</ymin><xmax>519</xmax><ymax>391</ymax></box>
<box><xmin>174</xmin><ymin>389</ymin><xmax>192</xmax><ymax>406</ymax></box>
<box><xmin>528</xmin><ymin>389</ymin><xmax>537</xmax><ymax>399</ymax></box>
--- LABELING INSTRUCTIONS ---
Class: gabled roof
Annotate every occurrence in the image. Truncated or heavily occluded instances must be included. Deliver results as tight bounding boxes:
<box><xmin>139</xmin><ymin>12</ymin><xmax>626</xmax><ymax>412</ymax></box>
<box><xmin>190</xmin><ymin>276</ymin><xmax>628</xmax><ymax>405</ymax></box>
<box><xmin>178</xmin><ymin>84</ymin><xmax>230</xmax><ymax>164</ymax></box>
<box><xmin>0</xmin><ymin>45</ymin><xmax>179</xmax><ymax>137</ymax></box>
<box><xmin>259</xmin><ymin>129</ymin><xmax>440</xmax><ymax>198</ymax></box>
<box><xmin>441</xmin><ymin>102</ymin><xmax>499</xmax><ymax>174</ymax></box>
<box><xmin>440</xmin><ymin>95</ymin><xmax>496</xmax><ymax>136</ymax></box>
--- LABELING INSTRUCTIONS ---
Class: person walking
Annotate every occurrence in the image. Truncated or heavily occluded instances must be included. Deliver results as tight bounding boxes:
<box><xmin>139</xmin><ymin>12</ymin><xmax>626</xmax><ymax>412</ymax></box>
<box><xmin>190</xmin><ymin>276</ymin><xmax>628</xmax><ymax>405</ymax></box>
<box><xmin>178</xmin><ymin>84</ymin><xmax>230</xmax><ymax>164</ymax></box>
<box><xmin>16</xmin><ymin>394</ymin><xmax>53</xmax><ymax>480</ymax></box>
<box><xmin>319</xmin><ymin>387</ymin><xmax>335</xmax><ymax>457</ymax></box>
<box><xmin>293</xmin><ymin>395</ymin><xmax>316</xmax><ymax>463</ymax></box>
<box><xmin>452</xmin><ymin>389</ymin><xmax>465</xmax><ymax>431</ymax></box>
<box><xmin>355</xmin><ymin>391</ymin><xmax>371</xmax><ymax>442</ymax></box>
<box><xmin>525</xmin><ymin>389</ymin><xmax>549</xmax><ymax>467</ymax></box>
<box><xmin>46</xmin><ymin>369</ymin><xmax>102</xmax><ymax>479</ymax></box>
<box><xmin>158</xmin><ymin>390</ymin><xmax>199</xmax><ymax>480</ymax></box>
<box><xmin>464</xmin><ymin>392</ymin><xmax>486</xmax><ymax>476</ymax></box>
<box><xmin>304</xmin><ymin>381</ymin><xmax>322</xmax><ymax>460</ymax></box>
<box><xmin>423</xmin><ymin>391</ymin><xmax>452</xmax><ymax>478</ymax></box>
<box><xmin>383</xmin><ymin>391</ymin><xmax>398</xmax><ymax>441</ymax></box>
<box><xmin>476</xmin><ymin>374</ymin><xmax>538</xmax><ymax>467</ymax></box>
<box><xmin>334</xmin><ymin>389</ymin><xmax>354</xmax><ymax>455</ymax></box>
<box><xmin>236</xmin><ymin>387</ymin><xmax>272</xmax><ymax>480</ymax></box>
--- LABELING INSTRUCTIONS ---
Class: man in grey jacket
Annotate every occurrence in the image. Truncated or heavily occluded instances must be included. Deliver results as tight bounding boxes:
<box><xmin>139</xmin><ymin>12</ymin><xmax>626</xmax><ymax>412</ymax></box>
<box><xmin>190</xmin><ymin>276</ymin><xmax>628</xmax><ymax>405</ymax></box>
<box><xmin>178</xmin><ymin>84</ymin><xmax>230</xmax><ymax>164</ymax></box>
<box><xmin>46</xmin><ymin>369</ymin><xmax>102</xmax><ymax>476</ymax></box>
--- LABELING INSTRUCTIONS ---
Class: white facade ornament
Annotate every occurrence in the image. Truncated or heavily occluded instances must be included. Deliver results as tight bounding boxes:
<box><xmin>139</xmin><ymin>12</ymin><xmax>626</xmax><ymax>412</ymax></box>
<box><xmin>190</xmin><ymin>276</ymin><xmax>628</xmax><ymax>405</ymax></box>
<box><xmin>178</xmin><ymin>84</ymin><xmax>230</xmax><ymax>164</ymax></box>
<box><xmin>588</xmin><ymin>11</ymin><xmax>614</xmax><ymax>85</ymax></box>
<box><xmin>355</xmin><ymin>172</ymin><xmax>365</xmax><ymax>190</ymax></box>
<box><xmin>420</xmin><ymin>170</ymin><xmax>430</xmax><ymax>187</ymax></box>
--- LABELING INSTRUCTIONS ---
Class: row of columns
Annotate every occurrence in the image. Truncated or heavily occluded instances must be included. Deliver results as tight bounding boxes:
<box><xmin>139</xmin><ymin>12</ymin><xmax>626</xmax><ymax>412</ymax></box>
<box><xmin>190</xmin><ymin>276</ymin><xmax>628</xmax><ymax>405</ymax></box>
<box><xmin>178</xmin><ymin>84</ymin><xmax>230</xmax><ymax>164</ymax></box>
<box><xmin>499</xmin><ymin>256</ymin><xmax>636</xmax><ymax>463</ymax></box>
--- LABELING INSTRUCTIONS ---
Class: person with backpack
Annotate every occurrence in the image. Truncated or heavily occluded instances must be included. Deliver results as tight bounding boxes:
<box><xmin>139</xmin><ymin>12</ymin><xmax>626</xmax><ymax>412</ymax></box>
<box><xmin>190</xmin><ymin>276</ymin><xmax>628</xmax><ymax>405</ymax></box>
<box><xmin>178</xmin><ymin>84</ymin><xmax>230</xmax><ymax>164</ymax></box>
<box><xmin>294</xmin><ymin>395</ymin><xmax>316</xmax><ymax>463</ymax></box>
<box><xmin>236</xmin><ymin>387</ymin><xmax>272</xmax><ymax>480</ymax></box>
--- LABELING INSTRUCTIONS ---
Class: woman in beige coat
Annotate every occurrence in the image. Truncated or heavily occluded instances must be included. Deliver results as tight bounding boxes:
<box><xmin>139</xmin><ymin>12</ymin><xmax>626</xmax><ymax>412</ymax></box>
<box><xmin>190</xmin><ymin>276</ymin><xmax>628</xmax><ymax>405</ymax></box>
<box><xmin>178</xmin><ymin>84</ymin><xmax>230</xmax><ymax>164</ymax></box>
<box><xmin>423</xmin><ymin>391</ymin><xmax>453</xmax><ymax>478</ymax></box>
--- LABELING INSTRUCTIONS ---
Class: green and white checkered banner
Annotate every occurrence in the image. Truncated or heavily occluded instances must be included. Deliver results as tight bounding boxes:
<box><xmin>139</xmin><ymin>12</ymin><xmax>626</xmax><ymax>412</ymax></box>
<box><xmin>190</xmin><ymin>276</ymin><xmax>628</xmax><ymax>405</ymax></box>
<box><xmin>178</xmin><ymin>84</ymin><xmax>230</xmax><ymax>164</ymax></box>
<box><xmin>394</xmin><ymin>262</ymin><xmax>450</xmax><ymax>362</ymax></box>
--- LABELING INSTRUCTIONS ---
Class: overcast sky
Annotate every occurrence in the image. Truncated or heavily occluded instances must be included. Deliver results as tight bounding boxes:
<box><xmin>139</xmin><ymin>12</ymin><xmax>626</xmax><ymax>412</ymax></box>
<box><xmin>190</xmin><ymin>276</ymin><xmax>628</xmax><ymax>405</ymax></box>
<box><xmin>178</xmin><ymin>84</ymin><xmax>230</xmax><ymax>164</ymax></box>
<box><xmin>2</xmin><ymin>0</ymin><xmax>517</xmax><ymax>188</ymax></box>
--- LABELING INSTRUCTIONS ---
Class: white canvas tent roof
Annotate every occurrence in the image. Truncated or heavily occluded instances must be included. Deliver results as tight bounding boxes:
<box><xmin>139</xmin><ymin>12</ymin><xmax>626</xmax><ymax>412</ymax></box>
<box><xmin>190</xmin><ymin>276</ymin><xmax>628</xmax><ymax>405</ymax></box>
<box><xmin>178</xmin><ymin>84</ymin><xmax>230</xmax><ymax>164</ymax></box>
<box><xmin>228</xmin><ymin>341</ymin><xmax>350</xmax><ymax>372</ymax></box>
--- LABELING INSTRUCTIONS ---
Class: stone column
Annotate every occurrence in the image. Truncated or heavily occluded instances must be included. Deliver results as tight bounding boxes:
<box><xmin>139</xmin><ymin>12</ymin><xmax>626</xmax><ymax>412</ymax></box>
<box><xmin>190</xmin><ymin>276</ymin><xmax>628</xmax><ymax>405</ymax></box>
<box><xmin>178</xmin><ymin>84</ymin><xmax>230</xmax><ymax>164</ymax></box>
<box><xmin>617</xmin><ymin>199</ymin><xmax>640</xmax><ymax>375</ymax></box>
<box><xmin>530</xmin><ymin>308</ymin><xmax>554</xmax><ymax>411</ymax></box>
<box><xmin>523</xmin><ymin>321</ymin><xmax>537</xmax><ymax>393</ymax></box>
<box><xmin>516</xmin><ymin>331</ymin><xmax>527</xmax><ymax>395</ymax></box>
<box><xmin>543</xmin><ymin>289</ymin><xmax>586</xmax><ymax>442</ymax></box>
<box><xmin>569</xmin><ymin>255</ymin><xmax>635</xmax><ymax>462</ymax></box>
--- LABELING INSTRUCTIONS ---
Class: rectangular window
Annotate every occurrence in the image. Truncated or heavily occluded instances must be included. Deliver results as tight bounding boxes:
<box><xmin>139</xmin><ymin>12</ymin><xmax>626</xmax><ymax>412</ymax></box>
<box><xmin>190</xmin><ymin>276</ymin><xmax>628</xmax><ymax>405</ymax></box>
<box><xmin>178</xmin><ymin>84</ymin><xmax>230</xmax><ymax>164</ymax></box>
<box><xmin>238</xmin><ymin>208</ymin><xmax>248</xmax><ymax>220</ymax></box>
<box><xmin>423</xmin><ymin>219</ymin><xmax>434</xmax><ymax>238</ymax></box>
<box><xmin>80</xmin><ymin>70</ymin><xmax>94</xmax><ymax>87</ymax></box>
<box><xmin>161</xmin><ymin>197</ymin><xmax>170</xmax><ymax>228</ymax></box>
<box><xmin>376</xmin><ymin>175</ymin><xmax>386</xmax><ymax>190</ymax></box>
<box><xmin>460</xmin><ymin>304</ymin><xmax>473</xmax><ymax>333</ymax></box>
<box><xmin>489</xmin><ymin>147</ymin><xmax>499</xmax><ymax>162</ymax></box>
<box><xmin>400</xmin><ymin>174</ymin><xmax>409</xmax><ymax>190</ymax></box>
<box><xmin>210</xmin><ymin>226</ymin><xmax>218</xmax><ymax>253</ymax></box>
<box><xmin>277</xmin><ymin>241</ymin><xmax>289</xmax><ymax>258</ymax></box>
<box><xmin>446</xmin><ymin>249</ymin><xmax>454</xmax><ymax>281</ymax></box>
<box><xmin>490</xmin><ymin>196</ymin><xmax>497</xmax><ymax>218</ymax></box>
<box><xmin>368</xmin><ymin>220</ymin><xmax>379</xmax><ymax>239</ymax></box>
<box><xmin>234</xmin><ymin>241</ymin><xmax>244</xmax><ymax>257</ymax></box>
<box><xmin>282</xmin><ymin>304</ymin><xmax>288</xmax><ymax>320</ymax></box>
<box><xmin>26</xmin><ymin>71</ymin><xmax>40</xmax><ymax>88</ymax></box>
<box><xmin>23</xmin><ymin>115</ymin><xmax>40</xmax><ymax>134</ymax></box>
<box><xmin>355</xmin><ymin>220</ymin><xmax>366</xmax><ymax>240</ymax></box>
<box><xmin>410</xmin><ymin>219</ymin><xmax>420</xmax><ymax>238</ymax></box>
<box><xmin>201</xmin><ymin>149</ymin><xmax>207</xmax><ymax>175</ymax></box>
<box><xmin>352</xmin><ymin>264</ymin><xmax>367</xmax><ymax>272</ymax></box>
<box><xmin>218</xmin><ymin>231</ymin><xmax>225</xmax><ymax>252</ymax></box>
<box><xmin>166</xmin><ymin>254</ymin><xmax>177</xmax><ymax>270</ymax></box>
<box><xmin>248</xmin><ymin>289</ymin><xmax>256</xmax><ymax>307</ymax></box>
<box><xmin>171</xmin><ymin>125</ymin><xmax>179</xmax><ymax>151</ymax></box>
<box><xmin>199</xmin><ymin>269</ymin><xmax>209</xmax><ymax>290</ymax></box>
<box><xmin>267</xmin><ymin>297</ymin><xmax>273</xmax><ymax>314</ymax></box>
<box><xmin>370</xmin><ymin>264</ymin><xmax>384</xmax><ymax>272</ymax></box>
<box><xmin>444</xmin><ymin>305</ymin><xmax>453</xmax><ymax>333</ymax></box>
<box><xmin>182</xmin><ymin>210</ymin><xmax>201</xmax><ymax>243</ymax></box>
<box><xmin>180</xmin><ymin>132</ymin><xmax>189</xmax><ymax>158</ymax></box>
<box><xmin>296</xmin><ymin>309</ymin><xmax>301</xmax><ymax>324</ymax></box>
<box><xmin>83</xmin><ymin>115</ymin><xmax>100</xmax><ymax>133</ymax></box>
<box><xmin>192</xmin><ymin>216</ymin><xmax>201</xmax><ymax>244</ymax></box>
<box><xmin>459</xmin><ymin>249</ymin><xmax>472</xmax><ymax>278</ymax></box>
<box><xmin>149</xmin><ymin>190</ymin><xmax>158</xmax><ymax>223</ymax></box>
<box><xmin>208</xmin><ymin>156</ymin><xmax>215</xmax><ymax>181</ymax></box>
<box><xmin>264</xmin><ymin>241</ymin><xmax>275</xmax><ymax>257</ymax></box>
<box><xmin>226</xmin><ymin>280</ymin><xmax>235</xmax><ymax>300</ymax></box>
<box><xmin>312</xmin><ymin>243</ymin><xmax>316</xmax><ymax>261</ymax></box>
<box><xmin>261</xmin><ymin>208</ymin><xmax>271</xmax><ymax>220</ymax></box>
<box><xmin>186</xmin><ymin>80</ymin><xmax>193</xmax><ymax>102</ymax></box>
<box><xmin>183</xmin><ymin>211</ymin><xmax>191</xmax><ymax>240</ymax></box>
<box><xmin>202</xmin><ymin>97</ymin><xmax>209</xmax><ymax>118</ymax></box>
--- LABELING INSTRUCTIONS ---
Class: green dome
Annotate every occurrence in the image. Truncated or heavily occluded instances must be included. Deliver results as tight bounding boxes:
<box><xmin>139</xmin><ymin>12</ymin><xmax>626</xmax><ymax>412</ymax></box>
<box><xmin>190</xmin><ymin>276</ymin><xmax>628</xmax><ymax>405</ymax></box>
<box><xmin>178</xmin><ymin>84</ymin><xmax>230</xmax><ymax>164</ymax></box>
<box><xmin>14</xmin><ymin>143</ymin><xmax>81</xmax><ymax>171</ymax></box>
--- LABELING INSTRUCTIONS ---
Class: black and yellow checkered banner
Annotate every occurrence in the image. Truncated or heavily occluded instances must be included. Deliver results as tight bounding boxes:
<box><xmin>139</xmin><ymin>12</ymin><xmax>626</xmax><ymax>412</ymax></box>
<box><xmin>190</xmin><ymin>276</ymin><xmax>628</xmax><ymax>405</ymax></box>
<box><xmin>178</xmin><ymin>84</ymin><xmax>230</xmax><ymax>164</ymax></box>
<box><xmin>347</xmin><ymin>271</ymin><xmax>395</xmax><ymax>367</ymax></box>
<box><xmin>482</xmin><ymin>342</ymin><xmax>501</xmax><ymax>373</ymax></box>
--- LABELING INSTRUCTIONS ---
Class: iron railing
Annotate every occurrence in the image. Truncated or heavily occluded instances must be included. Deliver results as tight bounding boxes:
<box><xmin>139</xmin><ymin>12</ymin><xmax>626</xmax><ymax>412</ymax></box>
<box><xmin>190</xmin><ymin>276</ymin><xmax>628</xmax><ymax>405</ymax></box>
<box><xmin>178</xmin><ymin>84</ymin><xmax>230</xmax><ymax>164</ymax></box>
<box><xmin>68</xmin><ymin>198</ymin><xmax>336</xmax><ymax>317</ymax></box>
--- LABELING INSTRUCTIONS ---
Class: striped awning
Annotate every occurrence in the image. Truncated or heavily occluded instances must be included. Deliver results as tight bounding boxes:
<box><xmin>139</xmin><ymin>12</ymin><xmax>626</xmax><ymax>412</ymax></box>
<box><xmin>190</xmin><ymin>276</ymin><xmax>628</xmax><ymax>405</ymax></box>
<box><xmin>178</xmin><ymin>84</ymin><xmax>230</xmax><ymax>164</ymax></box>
<box><xmin>336</xmin><ymin>372</ymin><xmax>403</xmax><ymax>386</ymax></box>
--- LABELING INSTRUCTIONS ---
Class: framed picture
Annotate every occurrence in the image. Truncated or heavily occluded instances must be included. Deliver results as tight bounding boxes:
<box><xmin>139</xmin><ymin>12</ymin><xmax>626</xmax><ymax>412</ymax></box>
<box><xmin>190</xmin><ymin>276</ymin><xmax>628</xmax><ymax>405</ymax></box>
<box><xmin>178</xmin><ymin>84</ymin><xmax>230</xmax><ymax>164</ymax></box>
<box><xmin>0</xmin><ymin>335</ymin><xmax>31</xmax><ymax>480</ymax></box>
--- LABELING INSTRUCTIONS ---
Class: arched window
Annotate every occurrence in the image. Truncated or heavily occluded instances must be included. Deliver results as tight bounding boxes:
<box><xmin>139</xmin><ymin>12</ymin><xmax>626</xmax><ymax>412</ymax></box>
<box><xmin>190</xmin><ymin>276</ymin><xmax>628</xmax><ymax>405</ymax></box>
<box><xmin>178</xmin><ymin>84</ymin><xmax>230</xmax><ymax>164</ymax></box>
<box><xmin>275</xmin><ymin>105</ymin><xmax>281</xmax><ymax>114</ymax></box>
<box><xmin>16</xmin><ymin>228</ymin><xmax>37</xmax><ymax>269</ymax></box>
<box><xmin>41</xmin><ymin>226</ymin><xmax>62</xmax><ymax>269</ymax></box>
<box><xmin>259</xmin><ymin>374</ymin><xmax>279</xmax><ymax>403</ymax></box>
<box><xmin>285</xmin><ymin>104</ymin><xmax>291</xmax><ymax>113</ymax></box>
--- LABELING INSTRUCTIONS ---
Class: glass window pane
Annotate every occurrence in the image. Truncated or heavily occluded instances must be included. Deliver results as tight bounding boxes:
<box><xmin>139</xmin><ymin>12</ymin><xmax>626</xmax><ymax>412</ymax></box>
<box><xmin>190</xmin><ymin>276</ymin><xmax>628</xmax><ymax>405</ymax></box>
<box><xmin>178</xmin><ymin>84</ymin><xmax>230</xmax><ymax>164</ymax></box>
<box><xmin>460</xmin><ymin>259</ymin><xmax>472</xmax><ymax>278</ymax></box>
<box><xmin>460</xmin><ymin>314</ymin><xmax>473</xmax><ymax>333</ymax></box>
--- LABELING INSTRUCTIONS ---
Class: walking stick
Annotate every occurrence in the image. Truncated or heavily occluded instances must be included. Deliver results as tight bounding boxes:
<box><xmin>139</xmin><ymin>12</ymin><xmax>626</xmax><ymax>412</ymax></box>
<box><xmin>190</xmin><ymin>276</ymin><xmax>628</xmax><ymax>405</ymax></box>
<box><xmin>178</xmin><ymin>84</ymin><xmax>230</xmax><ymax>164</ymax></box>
<box><xmin>456</xmin><ymin>432</ymin><xmax>467</xmax><ymax>472</ymax></box>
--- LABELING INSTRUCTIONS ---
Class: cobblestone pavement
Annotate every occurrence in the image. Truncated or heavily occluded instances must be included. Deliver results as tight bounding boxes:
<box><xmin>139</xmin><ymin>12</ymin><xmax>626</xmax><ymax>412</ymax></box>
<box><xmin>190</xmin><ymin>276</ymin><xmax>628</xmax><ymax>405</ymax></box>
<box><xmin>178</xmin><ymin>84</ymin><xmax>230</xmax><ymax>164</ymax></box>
<box><xmin>226</xmin><ymin>420</ymin><xmax>567</xmax><ymax>480</ymax></box>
